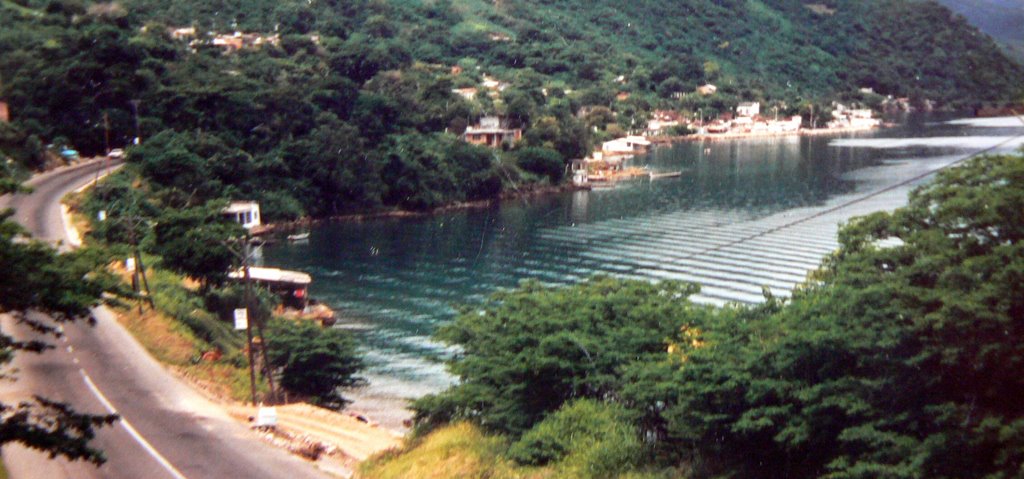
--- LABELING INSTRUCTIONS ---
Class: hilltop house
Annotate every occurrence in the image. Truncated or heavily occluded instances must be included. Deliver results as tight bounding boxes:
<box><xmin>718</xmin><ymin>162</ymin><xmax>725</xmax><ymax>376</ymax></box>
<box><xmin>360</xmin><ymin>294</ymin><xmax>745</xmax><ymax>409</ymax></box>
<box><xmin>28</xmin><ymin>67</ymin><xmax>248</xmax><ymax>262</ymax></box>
<box><xmin>210</xmin><ymin>31</ymin><xmax>280</xmax><ymax>52</ymax></box>
<box><xmin>222</xmin><ymin>201</ymin><xmax>261</xmax><ymax>230</ymax></box>
<box><xmin>463</xmin><ymin>117</ymin><xmax>522</xmax><ymax>148</ymax></box>
<box><xmin>697</xmin><ymin>84</ymin><xmax>718</xmax><ymax>96</ymax></box>
<box><xmin>452</xmin><ymin>88</ymin><xmax>478</xmax><ymax>100</ymax></box>
<box><xmin>737</xmin><ymin>102</ymin><xmax>760</xmax><ymax>117</ymax></box>
<box><xmin>169</xmin><ymin>27</ymin><xmax>196</xmax><ymax>40</ymax></box>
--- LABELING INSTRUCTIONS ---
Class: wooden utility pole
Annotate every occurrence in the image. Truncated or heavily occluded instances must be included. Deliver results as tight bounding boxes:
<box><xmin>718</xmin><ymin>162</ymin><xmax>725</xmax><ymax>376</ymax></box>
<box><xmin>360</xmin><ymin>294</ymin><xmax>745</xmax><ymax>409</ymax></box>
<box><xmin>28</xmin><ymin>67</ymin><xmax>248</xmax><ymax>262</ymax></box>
<box><xmin>229</xmin><ymin>237</ymin><xmax>278</xmax><ymax>405</ymax></box>
<box><xmin>103</xmin><ymin>111</ymin><xmax>111</xmax><ymax>155</ymax></box>
<box><xmin>242</xmin><ymin>240</ymin><xmax>258</xmax><ymax>407</ymax></box>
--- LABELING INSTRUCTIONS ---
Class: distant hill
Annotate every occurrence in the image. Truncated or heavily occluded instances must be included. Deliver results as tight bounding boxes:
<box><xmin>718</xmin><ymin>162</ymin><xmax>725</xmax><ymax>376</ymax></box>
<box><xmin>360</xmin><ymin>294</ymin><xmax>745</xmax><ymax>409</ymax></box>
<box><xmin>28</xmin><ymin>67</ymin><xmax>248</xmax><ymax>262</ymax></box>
<box><xmin>115</xmin><ymin>0</ymin><xmax>1022</xmax><ymax>105</ymax></box>
<box><xmin>935</xmin><ymin>0</ymin><xmax>1024</xmax><ymax>63</ymax></box>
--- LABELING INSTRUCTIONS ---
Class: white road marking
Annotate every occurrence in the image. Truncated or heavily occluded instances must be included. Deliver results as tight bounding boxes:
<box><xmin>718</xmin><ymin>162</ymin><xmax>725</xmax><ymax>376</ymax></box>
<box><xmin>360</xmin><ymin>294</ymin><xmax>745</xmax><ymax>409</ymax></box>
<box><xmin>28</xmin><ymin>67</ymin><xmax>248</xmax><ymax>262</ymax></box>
<box><xmin>79</xmin><ymin>369</ymin><xmax>189</xmax><ymax>479</ymax></box>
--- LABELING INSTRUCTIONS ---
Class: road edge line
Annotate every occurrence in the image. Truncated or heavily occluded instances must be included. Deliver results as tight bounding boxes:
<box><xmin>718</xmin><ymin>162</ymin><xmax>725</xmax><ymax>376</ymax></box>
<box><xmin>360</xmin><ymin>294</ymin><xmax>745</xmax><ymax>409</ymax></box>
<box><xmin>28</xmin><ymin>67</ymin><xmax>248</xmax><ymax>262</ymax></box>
<box><xmin>79</xmin><ymin>369</ymin><xmax>189</xmax><ymax>479</ymax></box>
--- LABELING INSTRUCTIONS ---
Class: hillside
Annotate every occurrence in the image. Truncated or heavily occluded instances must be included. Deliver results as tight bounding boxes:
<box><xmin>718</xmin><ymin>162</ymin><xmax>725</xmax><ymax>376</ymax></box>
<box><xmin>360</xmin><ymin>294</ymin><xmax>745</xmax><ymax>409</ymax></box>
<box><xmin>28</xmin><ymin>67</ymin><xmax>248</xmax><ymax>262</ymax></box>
<box><xmin>935</xmin><ymin>0</ymin><xmax>1024</xmax><ymax>63</ymax></box>
<box><xmin>116</xmin><ymin>0</ymin><xmax>1023</xmax><ymax>103</ymax></box>
<box><xmin>1</xmin><ymin>0</ymin><xmax>1022</xmax><ymax>220</ymax></box>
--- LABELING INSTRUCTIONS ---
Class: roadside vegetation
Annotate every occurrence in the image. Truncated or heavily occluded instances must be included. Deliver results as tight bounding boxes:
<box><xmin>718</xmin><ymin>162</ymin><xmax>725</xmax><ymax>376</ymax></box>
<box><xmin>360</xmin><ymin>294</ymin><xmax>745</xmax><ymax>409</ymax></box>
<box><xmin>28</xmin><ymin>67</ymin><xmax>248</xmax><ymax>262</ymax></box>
<box><xmin>64</xmin><ymin>169</ymin><xmax>366</xmax><ymax>408</ymax></box>
<box><xmin>364</xmin><ymin>151</ymin><xmax>1024</xmax><ymax>477</ymax></box>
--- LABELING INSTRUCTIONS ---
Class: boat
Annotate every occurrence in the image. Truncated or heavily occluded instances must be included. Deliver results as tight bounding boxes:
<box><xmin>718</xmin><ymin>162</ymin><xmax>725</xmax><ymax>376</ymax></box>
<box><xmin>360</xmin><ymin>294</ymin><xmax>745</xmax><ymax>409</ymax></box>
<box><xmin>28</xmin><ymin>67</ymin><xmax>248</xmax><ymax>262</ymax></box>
<box><xmin>287</xmin><ymin>232</ymin><xmax>310</xmax><ymax>241</ymax></box>
<box><xmin>649</xmin><ymin>171</ymin><xmax>683</xmax><ymax>180</ymax></box>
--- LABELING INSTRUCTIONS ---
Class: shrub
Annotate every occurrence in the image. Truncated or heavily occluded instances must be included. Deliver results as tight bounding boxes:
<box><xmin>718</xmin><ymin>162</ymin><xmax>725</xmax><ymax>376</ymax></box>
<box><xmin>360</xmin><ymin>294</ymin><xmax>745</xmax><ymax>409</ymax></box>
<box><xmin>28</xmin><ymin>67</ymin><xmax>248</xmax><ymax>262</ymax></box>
<box><xmin>515</xmin><ymin>146</ymin><xmax>565</xmax><ymax>183</ymax></box>
<box><xmin>508</xmin><ymin>399</ymin><xmax>641</xmax><ymax>478</ymax></box>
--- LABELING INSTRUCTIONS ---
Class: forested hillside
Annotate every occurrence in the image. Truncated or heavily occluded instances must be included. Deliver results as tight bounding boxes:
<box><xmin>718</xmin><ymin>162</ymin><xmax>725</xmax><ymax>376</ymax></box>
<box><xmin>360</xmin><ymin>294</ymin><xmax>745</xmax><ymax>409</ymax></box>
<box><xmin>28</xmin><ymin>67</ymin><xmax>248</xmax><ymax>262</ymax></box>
<box><xmin>936</xmin><ymin>0</ymin><xmax>1024</xmax><ymax>63</ymax></box>
<box><xmin>1</xmin><ymin>0</ymin><xmax>1021</xmax><ymax>220</ymax></box>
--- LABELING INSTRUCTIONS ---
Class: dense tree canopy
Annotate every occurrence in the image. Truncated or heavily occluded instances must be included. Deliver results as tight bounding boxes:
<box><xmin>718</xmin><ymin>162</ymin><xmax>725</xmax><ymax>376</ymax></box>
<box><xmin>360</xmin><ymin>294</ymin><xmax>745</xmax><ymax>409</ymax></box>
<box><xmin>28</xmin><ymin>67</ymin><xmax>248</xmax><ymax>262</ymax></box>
<box><xmin>1</xmin><ymin>0</ymin><xmax>1020</xmax><ymax>222</ymax></box>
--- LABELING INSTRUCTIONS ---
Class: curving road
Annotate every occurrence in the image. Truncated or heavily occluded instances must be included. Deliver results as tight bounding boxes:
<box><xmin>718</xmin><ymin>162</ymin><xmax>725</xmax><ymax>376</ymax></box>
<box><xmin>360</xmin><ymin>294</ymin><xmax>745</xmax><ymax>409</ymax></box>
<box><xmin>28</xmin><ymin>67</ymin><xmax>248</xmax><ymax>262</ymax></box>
<box><xmin>0</xmin><ymin>160</ymin><xmax>333</xmax><ymax>479</ymax></box>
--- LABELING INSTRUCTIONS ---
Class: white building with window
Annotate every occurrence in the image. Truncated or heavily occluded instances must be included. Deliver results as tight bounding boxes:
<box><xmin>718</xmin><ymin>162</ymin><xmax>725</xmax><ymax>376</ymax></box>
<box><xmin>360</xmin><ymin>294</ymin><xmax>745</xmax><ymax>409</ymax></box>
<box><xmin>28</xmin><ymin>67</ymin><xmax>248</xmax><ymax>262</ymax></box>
<box><xmin>736</xmin><ymin>102</ymin><xmax>760</xmax><ymax>118</ymax></box>
<box><xmin>223</xmin><ymin>201</ymin><xmax>261</xmax><ymax>230</ymax></box>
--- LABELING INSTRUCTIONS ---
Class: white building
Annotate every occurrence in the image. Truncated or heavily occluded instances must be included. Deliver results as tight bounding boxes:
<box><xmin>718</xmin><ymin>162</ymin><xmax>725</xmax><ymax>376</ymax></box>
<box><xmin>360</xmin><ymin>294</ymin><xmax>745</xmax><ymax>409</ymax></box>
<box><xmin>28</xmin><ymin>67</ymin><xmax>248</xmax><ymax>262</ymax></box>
<box><xmin>602</xmin><ymin>136</ymin><xmax>651</xmax><ymax>155</ymax></box>
<box><xmin>736</xmin><ymin>102</ymin><xmax>760</xmax><ymax>118</ymax></box>
<box><xmin>223</xmin><ymin>201</ymin><xmax>261</xmax><ymax>230</ymax></box>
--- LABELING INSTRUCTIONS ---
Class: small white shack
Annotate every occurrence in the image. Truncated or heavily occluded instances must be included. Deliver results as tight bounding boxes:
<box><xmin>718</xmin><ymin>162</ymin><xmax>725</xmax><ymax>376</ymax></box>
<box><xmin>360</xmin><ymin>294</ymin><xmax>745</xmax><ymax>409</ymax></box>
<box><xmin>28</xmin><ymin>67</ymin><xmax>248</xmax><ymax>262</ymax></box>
<box><xmin>223</xmin><ymin>201</ymin><xmax>261</xmax><ymax>230</ymax></box>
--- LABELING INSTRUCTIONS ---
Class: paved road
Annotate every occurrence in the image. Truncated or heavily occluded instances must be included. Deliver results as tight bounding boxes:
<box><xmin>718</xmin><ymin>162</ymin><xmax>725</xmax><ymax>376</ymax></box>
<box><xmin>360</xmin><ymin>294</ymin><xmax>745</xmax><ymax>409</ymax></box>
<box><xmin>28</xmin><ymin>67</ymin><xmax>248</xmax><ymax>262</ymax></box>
<box><xmin>0</xmin><ymin>160</ymin><xmax>334</xmax><ymax>479</ymax></box>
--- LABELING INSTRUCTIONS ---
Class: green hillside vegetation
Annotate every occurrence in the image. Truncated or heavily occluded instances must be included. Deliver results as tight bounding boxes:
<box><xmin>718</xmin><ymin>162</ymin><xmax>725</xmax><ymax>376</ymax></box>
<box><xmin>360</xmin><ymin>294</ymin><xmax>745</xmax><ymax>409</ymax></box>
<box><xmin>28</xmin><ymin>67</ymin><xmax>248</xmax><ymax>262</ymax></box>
<box><xmin>0</xmin><ymin>0</ymin><xmax>1021</xmax><ymax>221</ymax></box>
<box><xmin>385</xmin><ymin>152</ymin><xmax>1024</xmax><ymax>477</ymax></box>
<box><xmin>936</xmin><ymin>0</ymin><xmax>1024</xmax><ymax>63</ymax></box>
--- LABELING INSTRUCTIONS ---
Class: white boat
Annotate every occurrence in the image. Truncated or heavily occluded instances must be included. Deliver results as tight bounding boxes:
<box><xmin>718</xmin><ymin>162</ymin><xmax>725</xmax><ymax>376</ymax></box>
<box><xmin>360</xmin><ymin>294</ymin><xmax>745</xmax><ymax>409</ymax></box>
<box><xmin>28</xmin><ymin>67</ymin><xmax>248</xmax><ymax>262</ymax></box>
<box><xmin>287</xmin><ymin>232</ymin><xmax>310</xmax><ymax>241</ymax></box>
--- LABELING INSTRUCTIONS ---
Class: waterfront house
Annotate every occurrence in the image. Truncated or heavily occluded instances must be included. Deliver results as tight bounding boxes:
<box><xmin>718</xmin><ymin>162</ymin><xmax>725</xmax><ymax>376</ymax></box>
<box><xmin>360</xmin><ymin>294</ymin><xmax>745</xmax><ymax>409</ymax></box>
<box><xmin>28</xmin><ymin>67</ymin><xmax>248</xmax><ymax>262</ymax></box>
<box><xmin>829</xmin><ymin>105</ymin><xmax>880</xmax><ymax>129</ymax></box>
<box><xmin>228</xmin><ymin>266</ymin><xmax>311</xmax><ymax>310</ymax></box>
<box><xmin>645</xmin><ymin>110</ymin><xmax>682</xmax><ymax>136</ymax></box>
<box><xmin>463</xmin><ymin>116</ymin><xmax>522</xmax><ymax>148</ymax></box>
<box><xmin>737</xmin><ymin>102</ymin><xmax>760</xmax><ymax>117</ymax></box>
<box><xmin>222</xmin><ymin>201</ymin><xmax>261</xmax><ymax>230</ymax></box>
<box><xmin>731</xmin><ymin>116</ymin><xmax>753</xmax><ymax>132</ymax></box>
<box><xmin>602</xmin><ymin>136</ymin><xmax>651</xmax><ymax>156</ymax></box>
<box><xmin>705</xmin><ymin>120</ymin><xmax>731</xmax><ymax>134</ymax></box>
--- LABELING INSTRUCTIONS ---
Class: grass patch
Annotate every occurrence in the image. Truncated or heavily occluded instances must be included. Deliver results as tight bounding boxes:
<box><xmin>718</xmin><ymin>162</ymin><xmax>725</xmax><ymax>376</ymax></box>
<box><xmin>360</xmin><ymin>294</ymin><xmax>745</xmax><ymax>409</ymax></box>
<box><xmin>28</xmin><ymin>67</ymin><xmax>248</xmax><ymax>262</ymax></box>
<box><xmin>360</xmin><ymin>420</ymin><xmax>678</xmax><ymax>479</ymax></box>
<box><xmin>359</xmin><ymin>422</ymin><xmax>522</xmax><ymax>479</ymax></box>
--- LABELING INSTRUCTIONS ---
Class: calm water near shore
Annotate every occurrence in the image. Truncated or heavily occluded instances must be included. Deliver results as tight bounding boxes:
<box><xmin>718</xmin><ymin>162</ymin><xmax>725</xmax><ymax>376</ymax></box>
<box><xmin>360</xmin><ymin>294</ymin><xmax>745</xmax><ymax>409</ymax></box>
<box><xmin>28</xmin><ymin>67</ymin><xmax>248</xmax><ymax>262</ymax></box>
<box><xmin>262</xmin><ymin>114</ymin><xmax>1024</xmax><ymax>429</ymax></box>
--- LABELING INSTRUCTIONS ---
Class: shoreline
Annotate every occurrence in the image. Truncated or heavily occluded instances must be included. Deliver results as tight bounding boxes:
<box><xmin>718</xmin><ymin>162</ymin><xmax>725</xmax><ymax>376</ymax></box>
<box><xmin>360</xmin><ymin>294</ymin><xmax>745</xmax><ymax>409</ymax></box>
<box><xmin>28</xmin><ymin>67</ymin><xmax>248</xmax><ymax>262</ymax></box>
<box><xmin>254</xmin><ymin>182</ymin><xmax>584</xmax><ymax>235</ymax></box>
<box><xmin>256</xmin><ymin>126</ymin><xmax>883</xmax><ymax>235</ymax></box>
<box><xmin>649</xmin><ymin>124</ymin><xmax>886</xmax><ymax>144</ymax></box>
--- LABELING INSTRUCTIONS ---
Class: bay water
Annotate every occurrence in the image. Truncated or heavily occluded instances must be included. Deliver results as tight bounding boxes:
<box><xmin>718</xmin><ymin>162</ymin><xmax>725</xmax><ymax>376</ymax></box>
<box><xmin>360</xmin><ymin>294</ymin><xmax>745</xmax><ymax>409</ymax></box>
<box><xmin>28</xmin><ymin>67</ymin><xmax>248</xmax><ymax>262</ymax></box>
<box><xmin>262</xmin><ymin>114</ymin><xmax>1024</xmax><ymax>428</ymax></box>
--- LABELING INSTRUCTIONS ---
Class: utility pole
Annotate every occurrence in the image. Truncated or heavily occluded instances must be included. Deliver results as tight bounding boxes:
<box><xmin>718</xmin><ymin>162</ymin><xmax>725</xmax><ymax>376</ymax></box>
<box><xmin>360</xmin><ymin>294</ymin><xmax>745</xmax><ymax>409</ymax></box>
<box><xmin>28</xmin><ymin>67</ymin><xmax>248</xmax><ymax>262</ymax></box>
<box><xmin>236</xmin><ymin>237</ymin><xmax>278</xmax><ymax>406</ymax></box>
<box><xmin>242</xmin><ymin>240</ymin><xmax>258</xmax><ymax>407</ymax></box>
<box><xmin>103</xmin><ymin>111</ymin><xmax>111</xmax><ymax>155</ymax></box>
<box><xmin>130</xmin><ymin>99</ymin><xmax>142</xmax><ymax>145</ymax></box>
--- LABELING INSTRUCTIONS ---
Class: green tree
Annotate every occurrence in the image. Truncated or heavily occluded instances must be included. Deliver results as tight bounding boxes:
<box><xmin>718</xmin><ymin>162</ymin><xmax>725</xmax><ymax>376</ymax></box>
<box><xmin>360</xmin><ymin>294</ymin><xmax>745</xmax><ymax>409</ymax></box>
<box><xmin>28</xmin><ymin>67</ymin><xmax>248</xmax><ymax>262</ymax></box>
<box><xmin>149</xmin><ymin>204</ymin><xmax>244</xmax><ymax>290</ymax></box>
<box><xmin>413</xmin><ymin>277</ymin><xmax>705</xmax><ymax>436</ymax></box>
<box><xmin>515</xmin><ymin>146</ymin><xmax>564</xmax><ymax>183</ymax></box>
<box><xmin>666</xmin><ymin>153</ymin><xmax>1024</xmax><ymax>478</ymax></box>
<box><xmin>266</xmin><ymin>321</ymin><xmax>364</xmax><ymax>410</ymax></box>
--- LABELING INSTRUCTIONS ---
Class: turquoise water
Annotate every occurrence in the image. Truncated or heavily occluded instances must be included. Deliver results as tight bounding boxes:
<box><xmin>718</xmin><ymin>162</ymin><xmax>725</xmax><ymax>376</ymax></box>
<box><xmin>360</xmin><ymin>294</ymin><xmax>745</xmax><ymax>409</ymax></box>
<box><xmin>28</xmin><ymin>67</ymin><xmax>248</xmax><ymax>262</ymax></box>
<box><xmin>261</xmin><ymin>114</ymin><xmax>1024</xmax><ymax>426</ymax></box>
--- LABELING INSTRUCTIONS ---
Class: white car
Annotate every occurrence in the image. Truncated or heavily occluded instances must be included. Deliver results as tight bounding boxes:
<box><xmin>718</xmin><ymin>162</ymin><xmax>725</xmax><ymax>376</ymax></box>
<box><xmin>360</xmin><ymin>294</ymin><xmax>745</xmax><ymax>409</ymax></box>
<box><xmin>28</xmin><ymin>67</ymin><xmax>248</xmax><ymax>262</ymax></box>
<box><xmin>108</xmin><ymin>148</ymin><xmax>125</xmax><ymax>160</ymax></box>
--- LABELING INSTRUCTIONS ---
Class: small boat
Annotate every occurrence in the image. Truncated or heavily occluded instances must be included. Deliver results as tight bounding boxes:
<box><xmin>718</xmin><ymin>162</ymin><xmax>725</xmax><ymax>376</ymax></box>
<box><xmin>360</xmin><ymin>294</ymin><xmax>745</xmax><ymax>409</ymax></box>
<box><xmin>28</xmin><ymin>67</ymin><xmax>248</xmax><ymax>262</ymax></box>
<box><xmin>287</xmin><ymin>232</ymin><xmax>310</xmax><ymax>241</ymax></box>
<box><xmin>649</xmin><ymin>171</ymin><xmax>683</xmax><ymax>180</ymax></box>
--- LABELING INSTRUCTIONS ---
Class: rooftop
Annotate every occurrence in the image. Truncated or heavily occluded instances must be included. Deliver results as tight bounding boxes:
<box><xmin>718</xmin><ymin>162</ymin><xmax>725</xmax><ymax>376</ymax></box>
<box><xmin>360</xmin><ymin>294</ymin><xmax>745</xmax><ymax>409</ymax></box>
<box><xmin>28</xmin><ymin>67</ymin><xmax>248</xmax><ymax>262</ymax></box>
<box><xmin>229</xmin><ymin>267</ymin><xmax>312</xmax><ymax>285</ymax></box>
